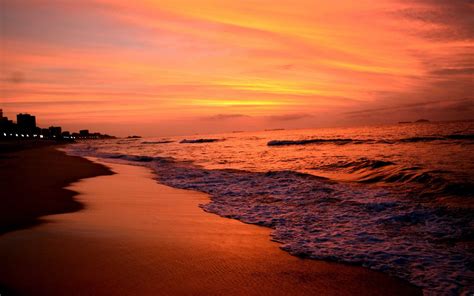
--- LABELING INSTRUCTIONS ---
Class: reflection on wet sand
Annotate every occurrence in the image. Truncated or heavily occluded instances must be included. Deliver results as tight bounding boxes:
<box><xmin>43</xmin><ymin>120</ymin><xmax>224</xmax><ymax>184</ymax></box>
<box><xmin>0</xmin><ymin>160</ymin><xmax>420</xmax><ymax>295</ymax></box>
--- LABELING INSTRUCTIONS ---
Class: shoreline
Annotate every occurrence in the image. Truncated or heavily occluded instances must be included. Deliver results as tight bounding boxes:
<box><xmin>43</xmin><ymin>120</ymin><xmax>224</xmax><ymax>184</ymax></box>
<box><xmin>0</xmin><ymin>143</ymin><xmax>113</xmax><ymax>235</ymax></box>
<box><xmin>0</xmin><ymin>149</ymin><xmax>421</xmax><ymax>295</ymax></box>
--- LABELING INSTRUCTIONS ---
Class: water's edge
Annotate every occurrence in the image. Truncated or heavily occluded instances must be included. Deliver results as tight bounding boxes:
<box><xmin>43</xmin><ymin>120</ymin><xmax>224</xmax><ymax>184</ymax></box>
<box><xmin>65</xmin><ymin>147</ymin><xmax>473</xmax><ymax>296</ymax></box>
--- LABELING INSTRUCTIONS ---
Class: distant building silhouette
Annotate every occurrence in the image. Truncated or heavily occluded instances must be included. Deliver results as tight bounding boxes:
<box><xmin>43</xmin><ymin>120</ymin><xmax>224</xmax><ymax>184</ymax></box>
<box><xmin>0</xmin><ymin>109</ymin><xmax>14</xmax><ymax>130</ymax></box>
<box><xmin>49</xmin><ymin>126</ymin><xmax>62</xmax><ymax>138</ymax></box>
<box><xmin>1</xmin><ymin>109</ymin><xmax>115</xmax><ymax>141</ymax></box>
<box><xmin>17</xmin><ymin>113</ymin><xmax>36</xmax><ymax>130</ymax></box>
<box><xmin>41</xmin><ymin>128</ymin><xmax>51</xmax><ymax>138</ymax></box>
<box><xmin>79</xmin><ymin>129</ymin><xmax>89</xmax><ymax>137</ymax></box>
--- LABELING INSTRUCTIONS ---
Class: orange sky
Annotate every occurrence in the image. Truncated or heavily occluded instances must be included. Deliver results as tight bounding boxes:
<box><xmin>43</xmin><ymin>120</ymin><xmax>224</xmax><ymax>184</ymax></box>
<box><xmin>1</xmin><ymin>0</ymin><xmax>473</xmax><ymax>136</ymax></box>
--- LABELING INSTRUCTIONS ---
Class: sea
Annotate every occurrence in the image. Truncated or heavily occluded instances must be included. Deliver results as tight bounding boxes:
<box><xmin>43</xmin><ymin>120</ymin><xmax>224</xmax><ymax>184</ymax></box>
<box><xmin>66</xmin><ymin>120</ymin><xmax>474</xmax><ymax>295</ymax></box>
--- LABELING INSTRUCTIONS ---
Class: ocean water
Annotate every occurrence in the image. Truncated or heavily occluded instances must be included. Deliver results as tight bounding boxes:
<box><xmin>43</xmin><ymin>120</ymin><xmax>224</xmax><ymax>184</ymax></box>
<box><xmin>67</xmin><ymin>121</ymin><xmax>474</xmax><ymax>295</ymax></box>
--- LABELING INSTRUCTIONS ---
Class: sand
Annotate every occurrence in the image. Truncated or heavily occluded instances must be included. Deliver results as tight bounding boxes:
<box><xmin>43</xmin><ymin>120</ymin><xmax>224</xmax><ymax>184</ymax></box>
<box><xmin>0</xmin><ymin>143</ymin><xmax>113</xmax><ymax>235</ymax></box>
<box><xmin>0</xmin><ymin>155</ymin><xmax>421</xmax><ymax>295</ymax></box>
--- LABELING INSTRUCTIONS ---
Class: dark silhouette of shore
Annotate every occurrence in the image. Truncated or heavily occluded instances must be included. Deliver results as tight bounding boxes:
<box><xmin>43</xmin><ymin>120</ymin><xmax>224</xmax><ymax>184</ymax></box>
<box><xmin>0</xmin><ymin>142</ymin><xmax>113</xmax><ymax>235</ymax></box>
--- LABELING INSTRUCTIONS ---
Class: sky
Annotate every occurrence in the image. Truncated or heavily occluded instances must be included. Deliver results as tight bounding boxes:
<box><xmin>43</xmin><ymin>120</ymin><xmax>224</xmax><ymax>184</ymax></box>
<box><xmin>1</xmin><ymin>0</ymin><xmax>473</xmax><ymax>136</ymax></box>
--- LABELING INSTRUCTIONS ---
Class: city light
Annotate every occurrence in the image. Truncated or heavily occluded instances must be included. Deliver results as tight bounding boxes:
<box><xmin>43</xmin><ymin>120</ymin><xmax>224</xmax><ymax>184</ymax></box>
<box><xmin>1</xmin><ymin>109</ymin><xmax>114</xmax><ymax>141</ymax></box>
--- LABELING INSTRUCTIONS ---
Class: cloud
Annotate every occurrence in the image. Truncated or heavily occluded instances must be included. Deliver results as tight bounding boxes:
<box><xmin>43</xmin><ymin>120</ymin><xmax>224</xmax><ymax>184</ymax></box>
<box><xmin>443</xmin><ymin>98</ymin><xmax>474</xmax><ymax>112</ymax></box>
<box><xmin>201</xmin><ymin>113</ymin><xmax>250</xmax><ymax>120</ymax></box>
<box><xmin>0</xmin><ymin>100</ymin><xmax>108</xmax><ymax>107</ymax></box>
<box><xmin>345</xmin><ymin>97</ymin><xmax>474</xmax><ymax>117</ymax></box>
<box><xmin>396</xmin><ymin>0</ymin><xmax>474</xmax><ymax>41</ymax></box>
<box><xmin>266</xmin><ymin>113</ymin><xmax>313</xmax><ymax>121</ymax></box>
<box><xmin>429</xmin><ymin>67</ymin><xmax>474</xmax><ymax>75</ymax></box>
<box><xmin>2</xmin><ymin>0</ymin><xmax>473</xmax><ymax>136</ymax></box>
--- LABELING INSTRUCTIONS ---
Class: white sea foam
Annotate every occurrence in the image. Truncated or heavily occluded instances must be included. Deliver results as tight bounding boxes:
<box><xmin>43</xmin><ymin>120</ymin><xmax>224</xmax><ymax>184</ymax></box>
<box><xmin>67</xmin><ymin>121</ymin><xmax>474</xmax><ymax>296</ymax></box>
<box><xmin>66</xmin><ymin>143</ymin><xmax>473</xmax><ymax>296</ymax></box>
<box><xmin>151</xmin><ymin>164</ymin><xmax>473</xmax><ymax>296</ymax></box>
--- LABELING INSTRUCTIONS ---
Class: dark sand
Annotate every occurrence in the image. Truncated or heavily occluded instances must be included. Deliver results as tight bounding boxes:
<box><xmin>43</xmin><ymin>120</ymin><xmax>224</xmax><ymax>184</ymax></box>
<box><xmin>0</xmin><ymin>143</ymin><xmax>113</xmax><ymax>235</ymax></box>
<box><xmin>0</xmin><ymin>151</ymin><xmax>421</xmax><ymax>295</ymax></box>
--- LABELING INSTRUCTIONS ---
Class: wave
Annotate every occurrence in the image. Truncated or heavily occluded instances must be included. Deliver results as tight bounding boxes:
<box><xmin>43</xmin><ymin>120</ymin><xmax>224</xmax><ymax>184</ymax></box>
<box><xmin>116</xmin><ymin>139</ymin><xmax>140</xmax><ymax>144</ymax></box>
<box><xmin>141</xmin><ymin>140</ymin><xmax>174</xmax><ymax>144</ymax></box>
<box><xmin>396</xmin><ymin>134</ymin><xmax>474</xmax><ymax>143</ymax></box>
<box><xmin>268</xmin><ymin>134</ymin><xmax>474</xmax><ymax>146</ymax></box>
<box><xmin>65</xmin><ymin>146</ymin><xmax>474</xmax><ymax>294</ymax></box>
<box><xmin>108</xmin><ymin>154</ymin><xmax>155</xmax><ymax>162</ymax></box>
<box><xmin>399</xmin><ymin>136</ymin><xmax>447</xmax><ymax>143</ymax></box>
<box><xmin>319</xmin><ymin>158</ymin><xmax>474</xmax><ymax>198</ymax></box>
<box><xmin>180</xmin><ymin>138</ymin><xmax>221</xmax><ymax>144</ymax></box>
<box><xmin>268</xmin><ymin>138</ymin><xmax>356</xmax><ymax>146</ymax></box>
<box><xmin>445</xmin><ymin>134</ymin><xmax>474</xmax><ymax>140</ymax></box>
<box><xmin>150</xmin><ymin>157</ymin><xmax>473</xmax><ymax>294</ymax></box>
<box><xmin>330</xmin><ymin>159</ymin><xmax>395</xmax><ymax>170</ymax></box>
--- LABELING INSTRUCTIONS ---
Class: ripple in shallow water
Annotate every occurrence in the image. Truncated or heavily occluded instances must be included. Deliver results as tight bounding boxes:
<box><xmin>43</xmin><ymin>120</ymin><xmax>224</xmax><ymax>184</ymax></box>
<box><xmin>66</xmin><ymin>122</ymin><xmax>474</xmax><ymax>295</ymax></box>
<box><xmin>67</xmin><ymin>149</ymin><xmax>472</xmax><ymax>295</ymax></box>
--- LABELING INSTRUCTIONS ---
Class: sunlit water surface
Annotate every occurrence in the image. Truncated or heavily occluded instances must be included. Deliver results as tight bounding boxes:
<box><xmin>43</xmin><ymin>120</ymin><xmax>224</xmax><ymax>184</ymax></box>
<box><xmin>68</xmin><ymin>121</ymin><xmax>474</xmax><ymax>295</ymax></box>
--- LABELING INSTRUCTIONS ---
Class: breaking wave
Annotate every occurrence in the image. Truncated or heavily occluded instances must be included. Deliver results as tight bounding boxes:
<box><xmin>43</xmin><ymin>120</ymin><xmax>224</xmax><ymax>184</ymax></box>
<box><xmin>66</xmin><ymin>145</ymin><xmax>474</xmax><ymax>295</ymax></box>
<box><xmin>317</xmin><ymin>158</ymin><xmax>474</xmax><ymax>198</ymax></box>
<box><xmin>180</xmin><ymin>138</ymin><xmax>221</xmax><ymax>144</ymax></box>
<box><xmin>141</xmin><ymin>140</ymin><xmax>174</xmax><ymax>144</ymax></box>
<box><xmin>268</xmin><ymin>134</ymin><xmax>474</xmax><ymax>146</ymax></box>
<box><xmin>268</xmin><ymin>139</ymin><xmax>356</xmax><ymax>146</ymax></box>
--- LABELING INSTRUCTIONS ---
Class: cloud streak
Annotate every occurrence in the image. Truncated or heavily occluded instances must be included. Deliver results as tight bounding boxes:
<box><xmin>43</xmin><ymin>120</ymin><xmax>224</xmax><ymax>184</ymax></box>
<box><xmin>265</xmin><ymin>113</ymin><xmax>314</xmax><ymax>121</ymax></box>
<box><xmin>1</xmin><ymin>0</ymin><xmax>473</xmax><ymax>135</ymax></box>
<box><xmin>345</xmin><ymin>98</ymin><xmax>474</xmax><ymax>121</ymax></box>
<box><xmin>201</xmin><ymin>114</ymin><xmax>250</xmax><ymax>120</ymax></box>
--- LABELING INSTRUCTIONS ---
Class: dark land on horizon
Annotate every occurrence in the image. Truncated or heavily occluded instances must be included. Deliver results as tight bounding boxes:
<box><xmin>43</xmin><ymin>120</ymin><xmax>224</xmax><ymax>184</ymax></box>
<box><xmin>0</xmin><ymin>109</ymin><xmax>114</xmax><ymax>141</ymax></box>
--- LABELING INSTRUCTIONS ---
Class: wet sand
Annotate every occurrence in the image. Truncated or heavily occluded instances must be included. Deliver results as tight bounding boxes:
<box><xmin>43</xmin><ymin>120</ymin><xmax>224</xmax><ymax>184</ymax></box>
<box><xmin>0</xmin><ymin>144</ymin><xmax>113</xmax><ymax>235</ymax></box>
<box><xmin>0</xmin><ymin>159</ymin><xmax>421</xmax><ymax>295</ymax></box>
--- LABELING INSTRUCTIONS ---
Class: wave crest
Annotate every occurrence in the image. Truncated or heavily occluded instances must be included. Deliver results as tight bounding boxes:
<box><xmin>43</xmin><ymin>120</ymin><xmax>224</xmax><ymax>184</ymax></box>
<box><xmin>180</xmin><ymin>138</ymin><xmax>221</xmax><ymax>144</ymax></box>
<box><xmin>268</xmin><ymin>134</ymin><xmax>474</xmax><ymax>146</ymax></box>
<box><xmin>65</xmin><ymin>144</ymin><xmax>474</xmax><ymax>295</ymax></box>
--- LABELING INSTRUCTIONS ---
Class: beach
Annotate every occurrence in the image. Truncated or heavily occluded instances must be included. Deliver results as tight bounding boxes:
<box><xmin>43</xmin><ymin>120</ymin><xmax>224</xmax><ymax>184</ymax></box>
<box><xmin>3</xmin><ymin>0</ymin><xmax>472</xmax><ymax>293</ymax></box>
<box><xmin>68</xmin><ymin>124</ymin><xmax>474</xmax><ymax>294</ymax></box>
<box><xmin>0</xmin><ymin>143</ymin><xmax>113</xmax><ymax>235</ymax></box>
<box><xmin>0</xmin><ymin>146</ymin><xmax>421</xmax><ymax>295</ymax></box>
